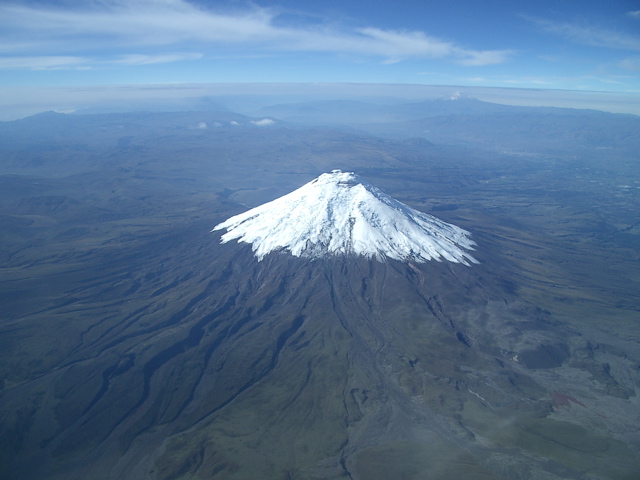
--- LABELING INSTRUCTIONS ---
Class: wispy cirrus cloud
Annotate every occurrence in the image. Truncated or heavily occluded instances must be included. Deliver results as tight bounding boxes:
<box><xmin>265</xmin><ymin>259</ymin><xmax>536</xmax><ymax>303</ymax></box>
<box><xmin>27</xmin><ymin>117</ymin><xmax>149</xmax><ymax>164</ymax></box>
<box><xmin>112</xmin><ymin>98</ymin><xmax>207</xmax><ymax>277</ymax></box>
<box><xmin>114</xmin><ymin>53</ymin><xmax>204</xmax><ymax>65</ymax></box>
<box><xmin>351</xmin><ymin>28</ymin><xmax>513</xmax><ymax>65</ymax></box>
<box><xmin>627</xmin><ymin>11</ymin><xmax>640</xmax><ymax>19</ymax></box>
<box><xmin>620</xmin><ymin>56</ymin><xmax>640</xmax><ymax>72</ymax></box>
<box><xmin>0</xmin><ymin>0</ymin><xmax>277</xmax><ymax>51</ymax></box>
<box><xmin>0</xmin><ymin>0</ymin><xmax>513</xmax><ymax>67</ymax></box>
<box><xmin>456</xmin><ymin>49</ymin><xmax>513</xmax><ymax>66</ymax></box>
<box><xmin>0</xmin><ymin>56</ymin><xmax>91</xmax><ymax>70</ymax></box>
<box><xmin>526</xmin><ymin>16</ymin><xmax>640</xmax><ymax>51</ymax></box>
<box><xmin>0</xmin><ymin>52</ymin><xmax>203</xmax><ymax>70</ymax></box>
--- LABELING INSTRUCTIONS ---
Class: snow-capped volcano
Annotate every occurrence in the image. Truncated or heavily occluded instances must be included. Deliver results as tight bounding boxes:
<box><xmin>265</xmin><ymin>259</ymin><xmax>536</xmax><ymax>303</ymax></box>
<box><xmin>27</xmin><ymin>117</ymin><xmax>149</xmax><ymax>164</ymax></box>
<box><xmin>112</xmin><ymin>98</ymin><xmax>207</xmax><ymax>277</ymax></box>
<box><xmin>213</xmin><ymin>170</ymin><xmax>477</xmax><ymax>264</ymax></box>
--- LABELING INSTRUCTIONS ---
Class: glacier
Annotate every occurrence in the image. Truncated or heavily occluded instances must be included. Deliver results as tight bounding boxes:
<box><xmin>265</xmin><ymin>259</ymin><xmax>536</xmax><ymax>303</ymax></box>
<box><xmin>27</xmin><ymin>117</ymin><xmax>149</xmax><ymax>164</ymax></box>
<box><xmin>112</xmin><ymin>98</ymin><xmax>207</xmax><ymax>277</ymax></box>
<box><xmin>213</xmin><ymin>170</ymin><xmax>478</xmax><ymax>265</ymax></box>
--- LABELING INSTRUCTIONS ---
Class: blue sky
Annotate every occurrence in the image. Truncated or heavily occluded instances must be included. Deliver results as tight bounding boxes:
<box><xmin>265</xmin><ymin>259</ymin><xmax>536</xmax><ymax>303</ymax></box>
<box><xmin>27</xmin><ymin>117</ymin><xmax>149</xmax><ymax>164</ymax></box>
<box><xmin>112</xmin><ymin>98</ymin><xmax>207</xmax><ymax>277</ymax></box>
<box><xmin>1</xmin><ymin>0</ymin><xmax>640</xmax><ymax>118</ymax></box>
<box><xmin>1</xmin><ymin>0</ymin><xmax>639</xmax><ymax>91</ymax></box>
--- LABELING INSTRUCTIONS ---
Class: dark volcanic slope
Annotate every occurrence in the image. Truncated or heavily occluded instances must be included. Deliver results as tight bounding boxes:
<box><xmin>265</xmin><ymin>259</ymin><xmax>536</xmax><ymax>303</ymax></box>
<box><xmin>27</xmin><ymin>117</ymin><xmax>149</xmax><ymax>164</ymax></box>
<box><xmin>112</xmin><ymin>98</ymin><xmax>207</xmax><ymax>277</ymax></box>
<box><xmin>1</xmin><ymin>110</ymin><xmax>639</xmax><ymax>480</ymax></box>
<box><xmin>2</xmin><ymin>227</ymin><xmax>638</xmax><ymax>480</ymax></box>
<box><xmin>0</xmin><ymin>230</ymin><xmax>634</xmax><ymax>478</ymax></box>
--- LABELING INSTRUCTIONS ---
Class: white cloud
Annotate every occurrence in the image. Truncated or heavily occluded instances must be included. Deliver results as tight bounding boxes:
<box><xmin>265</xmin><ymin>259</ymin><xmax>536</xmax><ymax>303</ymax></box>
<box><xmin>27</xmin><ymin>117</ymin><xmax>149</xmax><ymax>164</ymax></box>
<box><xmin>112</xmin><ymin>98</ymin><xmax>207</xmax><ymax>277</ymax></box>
<box><xmin>455</xmin><ymin>49</ymin><xmax>514</xmax><ymax>66</ymax></box>
<box><xmin>0</xmin><ymin>1</ymin><xmax>276</xmax><ymax>49</ymax></box>
<box><xmin>0</xmin><ymin>52</ymin><xmax>202</xmax><ymax>70</ymax></box>
<box><xmin>627</xmin><ymin>11</ymin><xmax>640</xmax><ymax>19</ymax></box>
<box><xmin>0</xmin><ymin>0</ymin><xmax>513</xmax><ymax>66</ymax></box>
<box><xmin>250</xmin><ymin>118</ymin><xmax>275</xmax><ymax>126</ymax></box>
<box><xmin>501</xmin><ymin>77</ymin><xmax>552</xmax><ymax>85</ymax></box>
<box><xmin>620</xmin><ymin>56</ymin><xmax>640</xmax><ymax>72</ymax></box>
<box><xmin>113</xmin><ymin>53</ymin><xmax>203</xmax><ymax>65</ymax></box>
<box><xmin>352</xmin><ymin>28</ymin><xmax>454</xmax><ymax>58</ymax></box>
<box><xmin>0</xmin><ymin>56</ymin><xmax>90</xmax><ymax>70</ymax></box>
<box><xmin>528</xmin><ymin>16</ymin><xmax>640</xmax><ymax>51</ymax></box>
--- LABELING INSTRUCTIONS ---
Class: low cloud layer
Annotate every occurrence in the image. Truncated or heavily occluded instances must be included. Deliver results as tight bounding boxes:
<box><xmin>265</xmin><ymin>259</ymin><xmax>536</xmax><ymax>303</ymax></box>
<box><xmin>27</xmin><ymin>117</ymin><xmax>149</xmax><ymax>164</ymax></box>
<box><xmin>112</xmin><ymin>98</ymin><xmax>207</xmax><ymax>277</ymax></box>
<box><xmin>1</xmin><ymin>83</ymin><xmax>639</xmax><ymax>122</ymax></box>
<box><xmin>0</xmin><ymin>55</ymin><xmax>90</xmax><ymax>70</ymax></box>
<box><xmin>251</xmin><ymin>119</ymin><xmax>275</xmax><ymax>126</ymax></box>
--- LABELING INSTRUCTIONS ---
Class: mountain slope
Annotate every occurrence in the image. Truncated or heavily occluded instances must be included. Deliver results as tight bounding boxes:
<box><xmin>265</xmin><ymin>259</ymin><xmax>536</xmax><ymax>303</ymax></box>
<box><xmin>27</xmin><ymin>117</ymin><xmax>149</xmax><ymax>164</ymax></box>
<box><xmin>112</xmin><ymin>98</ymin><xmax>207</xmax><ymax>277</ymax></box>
<box><xmin>0</xmin><ymin>112</ymin><xmax>639</xmax><ymax>480</ymax></box>
<box><xmin>2</xmin><ymin>215</ymin><xmax>636</xmax><ymax>480</ymax></box>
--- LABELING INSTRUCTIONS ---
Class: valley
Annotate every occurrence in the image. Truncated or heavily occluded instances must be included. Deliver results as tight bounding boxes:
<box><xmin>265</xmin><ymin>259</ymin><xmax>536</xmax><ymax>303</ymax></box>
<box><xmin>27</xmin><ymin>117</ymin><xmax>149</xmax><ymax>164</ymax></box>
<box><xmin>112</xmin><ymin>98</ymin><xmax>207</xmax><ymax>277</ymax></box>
<box><xmin>0</xmin><ymin>101</ymin><xmax>639</xmax><ymax>479</ymax></box>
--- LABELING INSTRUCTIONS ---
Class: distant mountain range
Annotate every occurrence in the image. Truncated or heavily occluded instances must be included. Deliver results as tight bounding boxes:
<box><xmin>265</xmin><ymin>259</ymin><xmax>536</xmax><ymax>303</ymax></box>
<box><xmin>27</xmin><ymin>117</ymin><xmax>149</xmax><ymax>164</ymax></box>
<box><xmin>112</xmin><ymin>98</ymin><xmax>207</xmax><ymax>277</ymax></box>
<box><xmin>4</xmin><ymin>95</ymin><xmax>639</xmax><ymax>156</ymax></box>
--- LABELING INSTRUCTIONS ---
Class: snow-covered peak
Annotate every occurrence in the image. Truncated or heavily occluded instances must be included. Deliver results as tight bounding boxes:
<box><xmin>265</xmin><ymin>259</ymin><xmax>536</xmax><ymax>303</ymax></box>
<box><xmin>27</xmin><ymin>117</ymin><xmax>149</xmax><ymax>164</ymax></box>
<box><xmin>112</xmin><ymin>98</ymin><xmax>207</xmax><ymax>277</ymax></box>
<box><xmin>213</xmin><ymin>170</ymin><xmax>478</xmax><ymax>265</ymax></box>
